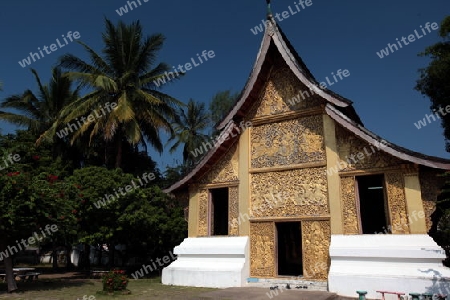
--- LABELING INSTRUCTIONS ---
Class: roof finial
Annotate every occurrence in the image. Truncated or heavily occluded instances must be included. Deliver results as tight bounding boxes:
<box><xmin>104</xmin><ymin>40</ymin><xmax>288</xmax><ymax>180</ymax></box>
<box><xmin>266</xmin><ymin>0</ymin><xmax>273</xmax><ymax>19</ymax></box>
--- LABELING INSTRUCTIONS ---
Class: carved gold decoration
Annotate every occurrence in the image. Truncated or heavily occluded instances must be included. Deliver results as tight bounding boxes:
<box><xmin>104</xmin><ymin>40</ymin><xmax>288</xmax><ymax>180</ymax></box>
<box><xmin>250</xmin><ymin>222</ymin><xmax>275</xmax><ymax>277</ymax></box>
<box><xmin>302</xmin><ymin>221</ymin><xmax>331</xmax><ymax>280</ymax></box>
<box><xmin>253</xmin><ymin>66</ymin><xmax>324</xmax><ymax>118</ymax></box>
<box><xmin>198</xmin><ymin>143</ymin><xmax>238</xmax><ymax>184</ymax></box>
<box><xmin>251</xmin><ymin>168</ymin><xmax>329</xmax><ymax>218</ymax></box>
<box><xmin>335</xmin><ymin>126</ymin><xmax>403</xmax><ymax>171</ymax></box>
<box><xmin>385</xmin><ymin>172</ymin><xmax>409</xmax><ymax>234</ymax></box>
<box><xmin>340</xmin><ymin>176</ymin><xmax>359</xmax><ymax>234</ymax></box>
<box><xmin>229</xmin><ymin>186</ymin><xmax>239</xmax><ymax>236</ymax></box>
<box><xmin>420</xmin><ymin>169</ymin><xmax>446</xmax><ymax>232</ymax></box>
<box><xmin>251</xmin><ymin>116</ymin><xmax>325</xmax><ymax>169</ymax></box>
<box><xmin>198</xmin><ymin>189</ymin><xmax>208</xmax><ymax>236</ymax></box>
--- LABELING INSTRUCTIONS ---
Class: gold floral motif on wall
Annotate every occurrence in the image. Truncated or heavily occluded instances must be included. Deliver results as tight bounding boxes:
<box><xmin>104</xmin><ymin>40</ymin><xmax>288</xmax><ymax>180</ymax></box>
<box><xmin>251</xmin><ymin>168</ymin><xmax>329</xmax><ymax>218</ymax></box>
<box><xmin>385</xmin><ymin>172</ymin><xmax>409</xmax><ymax>234</ymax></box>
<box><xmin>335</xmin><ymin>126</ymin><xmax>403</xmax><ymax>171</ymax></box>
<box><xmin>254</xmin><ymin>66</ymin><xmax>324</xmax><ymax>118</ymax></box>
<box><xmin>250</xmin><ymin>222</ymin><xmax>275</xmax><ymax>277</ymax></box>
<box><xmin>302</xmin><ymin>221</ymin><xmax>331</xmax><ymax>280</ymax></box>
<box><xmin>251</xmin><ymin>116</ymin><xmax>325</xmax><ymax>169</ymax></box>
<box><xmin>229</xmin><ymin>186</ymin><xmax>239</xmax><ymax>236</ymax></box>
<box><xmin>340</xmin><ymin>176</ymin><xmax>359</xmax><ymax>234</ymax></box>
<box><xmin>198</xmin><ymin>143</ymin><xmax>238</xmax><ymax>184</ymax></box>
<box><xmin>420</xmin><ymin>169</ymin><xmax>446</xmax><ymax>232</ymax></box>
<box><xmin>198</xmin><ymin>189</ymin><xmax>209</xmax><ymax>237</ymax></box>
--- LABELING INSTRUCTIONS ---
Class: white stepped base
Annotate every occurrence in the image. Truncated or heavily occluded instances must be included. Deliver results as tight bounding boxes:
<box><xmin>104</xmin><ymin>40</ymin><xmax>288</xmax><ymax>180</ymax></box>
<box><xmin>162</xmin><ymin>236</ymin><xmax>249</xmax><ymax>288</ymax></box>
<box><xmin>328</xmin><ymin>234</ymin><xmax>450</xmax><ymax>299</ymax></box>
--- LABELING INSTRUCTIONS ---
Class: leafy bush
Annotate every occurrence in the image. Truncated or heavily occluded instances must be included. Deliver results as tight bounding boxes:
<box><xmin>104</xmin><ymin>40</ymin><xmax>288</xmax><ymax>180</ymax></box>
<box><xmin>102</xmin><ymin>269</ymin><xmax>129</xmax><ymax>293</ymax></box>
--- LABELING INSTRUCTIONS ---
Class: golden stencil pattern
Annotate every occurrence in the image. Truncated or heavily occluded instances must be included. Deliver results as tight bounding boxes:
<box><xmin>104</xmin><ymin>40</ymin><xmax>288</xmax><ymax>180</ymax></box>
<box><xmin>198</xmin><ymin>143</ymin><xmax>238</xmax><ymax>184</ymax></box>
<box><xmin>335</xmin><ymin>126</ymin><xmax>403</xmax><ymax>171</ymax></box>
<box><xmin>385</xmin><ymin>172</ymin><xmax>409</xmax><ymax>234</ymax></box>
<box><xmin>251</xmin><ymin>116</ymin><xmax>325</xmax><ymax>169</ymax></box>
<box><xmin>302</xmin><ymin>221</ymin><xmax>331</xmax><ymax>280</ymax></box>
<box><xmin>197</xmin><ymin>189</ymin><xmax>209</xmax><ymax>236</ymax></box>
<box><xmin>251</xmin><ymin>168</ymin><xmax>329</xmax><ymax>218</ymax></box>
<box><xmin>254</xmin><ymin>66</ymin><xmax>324</xmax><ymax>118</ymax></box>
<box><xmin>250</xmin><ymin>222</ymin><xmax>275</xmax><ymax>277</ymax></box>
<box><xmin>229</xmin><ymin>186</ymin><xmax>239</xmax><ymax>236</ymax></box>
<box><xmin>420</xmin><ymin>170</ymin><xmax>445</xmax><ymax>231</ymax></box>
<box><xmin>340</xmin><ymin>176</ymin><xmax>359</xmax><ymax>234</ymax></box>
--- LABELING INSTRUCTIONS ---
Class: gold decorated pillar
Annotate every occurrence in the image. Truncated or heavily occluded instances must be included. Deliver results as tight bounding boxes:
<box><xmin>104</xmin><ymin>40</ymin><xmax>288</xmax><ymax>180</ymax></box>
<box><xmin>238</xmin><ymin>127</ymin><xmax>251</xmax><ymax>236</ymax></box>
<box><xmin>404</xmin><ymin>172</ymin><xmax>427</xmax><ymax>234</ymax></box>
<box><xmin>323</xmin><ymin>114</ymin><xmax>344</xmax><ymax>234</ymax></box>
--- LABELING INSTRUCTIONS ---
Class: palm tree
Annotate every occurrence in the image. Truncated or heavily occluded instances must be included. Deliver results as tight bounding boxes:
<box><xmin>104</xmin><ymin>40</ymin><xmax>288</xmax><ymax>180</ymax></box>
<box><xmin>0</xmin><ymin>68</ymin><xmax>79</xmax><ymax>153</ymax></box>
<box><xmin>57</xmin><ymin>18</ymin><xmax>182</xmax><ymax>168</ymax></box>
<box><xmin>168</xmin><ymin>99</ymin><xmax>210</xmax><ymax>167</ymax></box>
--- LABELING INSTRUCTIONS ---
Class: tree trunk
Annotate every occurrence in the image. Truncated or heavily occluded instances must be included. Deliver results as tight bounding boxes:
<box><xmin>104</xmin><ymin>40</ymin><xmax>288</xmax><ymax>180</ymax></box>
<box><xmin>108</xmin><ymin>243</ymin><xmax>115</xmax><ymax>268</ymax></box>
<box><xmin>97</xmin><ymin>245</ymin><xmax>102</xmax><ymax>266</ymax></box>
<box><xmin>115</xmin><ymin>136</ymin><xmax>122</xmax><ymax>169</ymax></box>
<box><xmin>83</xmin><ymin>243</ymin><xmax>91</xmax><ymax>277</ymax></box>
<box><xmin>4</xmin><ymin>255</ymin><xmax>18</xmax><ymax>293</ymax></box>
<box><xmin>65</xmin><ymin>243</ymin><xmax>73</xmax><ymax>271</ymax></box>
<box><xmin>52</xmin><ymin>239</ymin><xmax>58</xmax><ymax>270</ymax></box>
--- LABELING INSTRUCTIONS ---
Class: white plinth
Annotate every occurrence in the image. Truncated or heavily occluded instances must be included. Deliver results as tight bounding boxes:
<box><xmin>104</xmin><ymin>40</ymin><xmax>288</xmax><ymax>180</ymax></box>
<box><xmin>328</xmin><ymin>234</ymin><xmax>450</xmax><ymax>298</ymax></box>
<box><xmin>162</xmin><ymin>236</ymin><xmax>249</xmax><ymax>288</ymax></box>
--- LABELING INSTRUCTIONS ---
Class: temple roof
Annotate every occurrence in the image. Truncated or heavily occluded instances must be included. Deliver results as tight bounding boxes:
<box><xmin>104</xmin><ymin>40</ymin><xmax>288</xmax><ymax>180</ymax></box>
<box><xmin>164</xmin><ymin>15</ymin><xmax>450</xmax><ymax>193</ymax></box>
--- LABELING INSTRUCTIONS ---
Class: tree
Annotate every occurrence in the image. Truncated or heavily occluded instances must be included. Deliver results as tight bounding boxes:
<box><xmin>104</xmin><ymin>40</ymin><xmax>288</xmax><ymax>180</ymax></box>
<box><xmin>168</xmin><ymin>99</ymin><xmax>209</xmax><ymax>167</ymax></box>
<box><xmin>0</xmin><ymin>68</ymin><xmax>80</xmax><ymax>166</ymax></box>
<box><xmin>209</xmin><ymin>90</ymin><xmax>239</xmax><ymax>127</ymax></box>
<box><xmin>416</xmin><ymin>16</ymin><xmax>450</xmax><ymax>149</ymax></box>
<box><xmin>0</xmin><ymin>131</ymin><xmax>80</xmax><ymax>292</ymax></box>
<box><xmin>0</xmin><ymin>68</ymin><xmax>78</xmax><ymax>138</ymax></box>
<box><xmin>58</xmin><ymin>19</ymin><xmax>182</xmax><ymax>169</ymax></box>
<box><xmin>416</xmin><ymin>16</ymin><xmax>450</xmax><ymax>266</ymax></box>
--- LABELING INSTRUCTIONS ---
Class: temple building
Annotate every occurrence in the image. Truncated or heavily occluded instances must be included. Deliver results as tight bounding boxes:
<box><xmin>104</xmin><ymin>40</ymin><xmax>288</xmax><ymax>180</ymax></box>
<box><xmin>161</xmin><ymin>9</ymin><xmax>450</xmax><ymax>298</ymax></box>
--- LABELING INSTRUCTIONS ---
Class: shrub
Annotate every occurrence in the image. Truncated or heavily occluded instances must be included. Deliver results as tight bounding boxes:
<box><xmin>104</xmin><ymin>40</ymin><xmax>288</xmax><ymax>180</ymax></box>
<box><xmin>102</xmin><ymin>269</ymin><xmax>129</xmax><ymax>293</ymax></box>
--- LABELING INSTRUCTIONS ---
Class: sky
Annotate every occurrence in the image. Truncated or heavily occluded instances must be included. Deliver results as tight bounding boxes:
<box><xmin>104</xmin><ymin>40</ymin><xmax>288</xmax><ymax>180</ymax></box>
<box><xmin>0</xmin><ymin>0</ymin><xmax>449</xmax><ymax>171</ymax></box>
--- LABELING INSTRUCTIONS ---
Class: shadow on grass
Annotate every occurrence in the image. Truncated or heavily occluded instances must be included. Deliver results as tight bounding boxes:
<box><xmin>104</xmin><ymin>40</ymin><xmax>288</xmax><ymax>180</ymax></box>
<box><xmin>0</xmin><ymin>278</ymin><xmax>95</xmax><ymax>294</ymax></box>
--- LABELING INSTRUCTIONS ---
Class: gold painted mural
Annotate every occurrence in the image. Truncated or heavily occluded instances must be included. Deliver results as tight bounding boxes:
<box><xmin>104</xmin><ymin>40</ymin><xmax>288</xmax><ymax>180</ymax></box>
<box><xmin>335</xmin><ymin>126</ymin><xmax>403</xmax><ymax>172</ymax></box>
<box><xmin>250</xmin><ymin>222</ymin><xmax>275</xmax><ymax>277</ymax></box>
<box><xmin>198</xmin><ymin>189</ymin><xmax>209</xmax><ymax>236</ymax></box>
<box><xmin>385</xmin><ymin>172</ymin><xmax>409</xmax><ymax>234</ymax></box>
<box><xmin>420</xmin><ymin>169</ymin><xmax>446</xmax><ymax>232</ymax></box>
<box><xmin>229</xmin><ymin>186</ymin><xmax>239</xmax><ymax>236</ymax></box>
<box><xmin>198</xmin><ymin>143</ymin><xmax>238</xmax><ymax>184</ymax></box>
<box><xmin>340</xmin><ymin>176</ymin><xmax>359</xmax><ymax>234</ymax></box>
<box><xmin>251</xmin><ymin>168</ymin><xmax>329</xmax><ymax>218</ymax></box>
<box><xmin>251</xmin><ymin>116</ymin><xmax>325</xmax><ymax>169</ymax></box>
<box><xmin>302</xmin><ymin>221</ymin><xmax>331</xmax><ymax>280</ymax></box>
<box><xmin>253</xmin><ymin>66</ymin><xmax>324</xmax><ymax>118</ymax></box>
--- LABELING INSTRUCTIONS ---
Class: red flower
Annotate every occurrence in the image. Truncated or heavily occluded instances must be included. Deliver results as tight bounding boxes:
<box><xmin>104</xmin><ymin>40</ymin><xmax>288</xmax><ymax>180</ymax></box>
<box><xmin>47</xmin><ymin>174</ymin><xmax>58</xmax><ymax>183</ymax></box>
<box><xmin>32</xmin><ymin>155</ymin><xmax>40</xmax><ymax>161</ymax></box>
<box><xmin>72</xmin><ymin>209</ymin><xmax>77</xmax><ymax>214</ymax></box>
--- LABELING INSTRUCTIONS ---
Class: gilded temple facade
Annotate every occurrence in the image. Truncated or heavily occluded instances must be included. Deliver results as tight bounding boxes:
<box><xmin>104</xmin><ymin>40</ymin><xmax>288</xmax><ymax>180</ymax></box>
<box><xmin>162</xmin><ymin>15</ymin><xmax>450</xmax><ymax>297</ymax></box>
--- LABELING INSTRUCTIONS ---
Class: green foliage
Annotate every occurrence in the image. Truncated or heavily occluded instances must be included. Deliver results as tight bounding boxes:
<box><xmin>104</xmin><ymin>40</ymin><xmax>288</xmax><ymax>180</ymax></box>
<box><xmin>0</xmin><ymin>131</ymin><xmax>80</xmax><ymax>244</ymax></box>
<box><xmin>58</xmin><ymin>18</ymin><xmax>183</xmax><ymax>168</ymax></box>
<box><xmin>102</xmin><ymin>269</ymin><xmax>129</xmax><ymax>293</ymax></box>
<box><xmin>168</xmin><ymin>99</ymin><xmax>210</xmax><ymax>167</ymax></box>
<box><xmin>209</xmin><ymin>90</ymin><xmax>239</xmax><ymax>127</ymax></box>
<box><xmin>416</xmin><ymin>16</ymin><xmax>450</xmax><ymax>150</ymax></box>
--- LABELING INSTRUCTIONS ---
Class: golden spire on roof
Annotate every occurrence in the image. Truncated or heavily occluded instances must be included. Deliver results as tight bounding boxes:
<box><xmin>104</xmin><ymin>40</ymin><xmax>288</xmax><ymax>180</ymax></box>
<box><xmin>266</xmin><ymin>0</ymin><xmax>273</xmax><ymax>18</ymax></box>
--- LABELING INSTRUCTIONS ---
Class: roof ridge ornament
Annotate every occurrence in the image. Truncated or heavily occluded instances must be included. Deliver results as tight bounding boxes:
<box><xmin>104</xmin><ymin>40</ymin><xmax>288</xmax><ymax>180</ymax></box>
<box><xmin>266</xmin><ymin>0</ymin><xmax>273</xmax><ymax>19</ymax></box>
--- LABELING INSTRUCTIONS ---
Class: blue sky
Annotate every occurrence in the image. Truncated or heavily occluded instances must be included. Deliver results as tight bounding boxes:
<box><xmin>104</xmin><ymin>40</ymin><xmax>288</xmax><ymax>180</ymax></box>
<box><xmin>0</xmin><ymin>1</ymin><xmax>449</xmax><ymax>171</ymax></box>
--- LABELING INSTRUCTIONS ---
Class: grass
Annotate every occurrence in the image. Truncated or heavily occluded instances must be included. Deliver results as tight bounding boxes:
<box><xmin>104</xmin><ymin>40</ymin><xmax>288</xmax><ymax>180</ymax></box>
<box><xmin>0</xmin><ymin>277</ymin><xmax>216</xmax><ymax>300</ymax></box>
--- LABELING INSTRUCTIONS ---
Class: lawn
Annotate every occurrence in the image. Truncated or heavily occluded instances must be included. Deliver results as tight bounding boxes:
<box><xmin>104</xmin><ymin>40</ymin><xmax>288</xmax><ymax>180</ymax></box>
<box><xmin>0</xmin><ymin>277</ymin><xmax>216</xmax><ymax>300</ymax></box>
